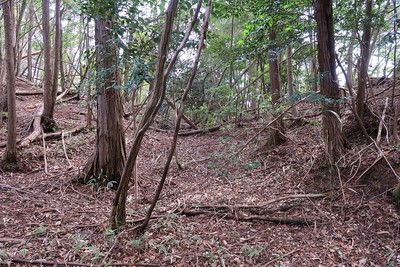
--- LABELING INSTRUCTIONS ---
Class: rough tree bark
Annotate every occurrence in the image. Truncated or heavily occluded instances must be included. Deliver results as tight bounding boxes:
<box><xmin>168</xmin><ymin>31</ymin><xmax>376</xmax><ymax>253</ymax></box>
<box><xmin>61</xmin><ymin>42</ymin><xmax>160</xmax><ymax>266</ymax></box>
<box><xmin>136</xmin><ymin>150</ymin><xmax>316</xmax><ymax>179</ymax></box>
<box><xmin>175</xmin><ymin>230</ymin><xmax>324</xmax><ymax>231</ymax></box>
<box><xmin>315</xmin><ymin>0</ymin><xmax>345</xmax><ymax>163</ymax></box>
<box><xmin>82</xmin><ymin>2</ymin><xmax>126</xmax><ymax>188</ymax></box>
<box><xmin>2</xmin><ymin>0</ymin><xmax>18</xmax><ymax>166</ymax></box>
<box><xmin>267</xmin><ymin>30</ymin><xmax>286</xmax><ymax>146</ymax></box>
<box><xmin>41</xmin><ymin>0</ymin><xmax>56</xmax><ymax>130</ymax></box>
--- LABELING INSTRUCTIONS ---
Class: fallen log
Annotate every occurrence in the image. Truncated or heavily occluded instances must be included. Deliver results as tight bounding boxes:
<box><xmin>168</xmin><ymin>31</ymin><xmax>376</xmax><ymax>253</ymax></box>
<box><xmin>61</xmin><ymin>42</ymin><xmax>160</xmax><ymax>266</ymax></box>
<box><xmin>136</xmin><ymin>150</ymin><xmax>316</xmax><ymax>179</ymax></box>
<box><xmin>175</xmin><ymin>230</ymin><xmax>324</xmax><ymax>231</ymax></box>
<box><xmin>181</xmin><ymin>208</ymin><xmax>321</xmax><ymax>226</ymax></box>
<box><xmin>16</xmin><ymin>90</ymin><xmax>43</xmax><ymax>96</ymax></box>
<box><xmin>178</xmin><ymin>124</ymin><xmax>223</xmax><ymax>136</ymax></box>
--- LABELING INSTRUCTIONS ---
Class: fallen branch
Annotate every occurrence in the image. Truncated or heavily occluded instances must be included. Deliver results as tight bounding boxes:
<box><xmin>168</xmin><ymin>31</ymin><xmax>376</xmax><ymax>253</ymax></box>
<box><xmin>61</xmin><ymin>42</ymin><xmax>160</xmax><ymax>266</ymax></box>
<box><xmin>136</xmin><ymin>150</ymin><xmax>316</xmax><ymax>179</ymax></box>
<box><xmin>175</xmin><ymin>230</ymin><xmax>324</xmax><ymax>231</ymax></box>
<box><xmin>0</xmin><ymin>238</ymin><xmax>25</xmax><ymax>244</ymax></box>
<box><xmin>376</xmin><ymin>97</ymin><xmax>389</xmax><ymax>144</ymax></box>
<box><xmin>3</xmin><ymin>258</ymin><xmax>160</xmax><ymax>267</ymax></box>
<box><xmin>181</xmin><ymin>209</ymin><xmax>321</xmax><ymax>226</ymax></box>
<box><xmin>16</xmin><ymin>90</ymin><xmax>43</xmax><ymax>96</ymax></box>
<box><xmin>62</xmin><ymin>131</ymin><xmax>73</xmax><ymax>168</ymax></box>
<box><xmin>192</xmin><ymin>193</ymin><xmax>327</xmax><ymax>210</ymax></box>
<box><xmin>263</xmin><ymin>249</ymin><xmax>299</xmax><ymax>266</ymax></box>
<box><xmin>150</xmin><ymin>123</ymin><xmax>227</xmax><ymax>136</ymax></box>
<box><xmin>178</xmin><ymin>123</ymin><xmax>223</xmax><ymax>136</ymax></box>
<box><xmin>42</xmin><ymin>128</ymin><xmax>49</xmax><ymax>175</ymax></box>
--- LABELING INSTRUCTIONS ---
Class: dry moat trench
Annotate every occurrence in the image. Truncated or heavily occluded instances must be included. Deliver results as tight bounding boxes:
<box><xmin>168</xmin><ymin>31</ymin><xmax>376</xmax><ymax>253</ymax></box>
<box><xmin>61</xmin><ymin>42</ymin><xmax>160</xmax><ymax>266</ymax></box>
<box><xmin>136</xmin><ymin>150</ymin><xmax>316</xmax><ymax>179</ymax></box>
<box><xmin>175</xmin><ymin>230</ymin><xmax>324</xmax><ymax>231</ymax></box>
<box><xmin>1</xmin><ymin>81</ymin><xmax>400</xmax><ymax>266</ymax></box>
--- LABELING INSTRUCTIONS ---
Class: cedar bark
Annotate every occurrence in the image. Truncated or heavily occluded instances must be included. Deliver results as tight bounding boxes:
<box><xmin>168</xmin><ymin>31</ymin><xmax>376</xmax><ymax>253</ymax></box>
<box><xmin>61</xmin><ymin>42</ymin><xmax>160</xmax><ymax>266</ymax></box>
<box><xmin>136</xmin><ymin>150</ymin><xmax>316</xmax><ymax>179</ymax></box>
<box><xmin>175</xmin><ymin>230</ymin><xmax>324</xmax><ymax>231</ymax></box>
<box><xmin>267</xmin><ymin>30</ymin><xmax>286</xmax><ymax>146</ymax></box>
<box><xmin>315</xmin><ymin>0</ymin><xmax>345</xmax><ymax>162</ymax></box>
<box><xmin>2</xmin><ymin>0</ymin><xmax>18</xmax><ymax>165</ymax></box>
<box><xmin>41</xmin><ymin>0</ymin><xmax>55</xmax><ymax>130</ymax></box>
<box><xmin>82</xmin><ymin>4</ymin><xmax>126</xmax><ymax>187</ymax></box>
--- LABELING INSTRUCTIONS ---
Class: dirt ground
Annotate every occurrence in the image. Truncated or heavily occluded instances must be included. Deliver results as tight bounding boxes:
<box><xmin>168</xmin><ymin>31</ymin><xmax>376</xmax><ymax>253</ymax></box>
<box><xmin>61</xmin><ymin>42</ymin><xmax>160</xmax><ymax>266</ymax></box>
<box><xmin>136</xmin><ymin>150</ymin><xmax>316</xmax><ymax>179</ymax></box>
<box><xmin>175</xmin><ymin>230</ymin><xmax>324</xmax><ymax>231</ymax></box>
<box><xmin>1</xmin><ymin>80</ymin><xmax>400</xmax><ymax>266</ymax></box>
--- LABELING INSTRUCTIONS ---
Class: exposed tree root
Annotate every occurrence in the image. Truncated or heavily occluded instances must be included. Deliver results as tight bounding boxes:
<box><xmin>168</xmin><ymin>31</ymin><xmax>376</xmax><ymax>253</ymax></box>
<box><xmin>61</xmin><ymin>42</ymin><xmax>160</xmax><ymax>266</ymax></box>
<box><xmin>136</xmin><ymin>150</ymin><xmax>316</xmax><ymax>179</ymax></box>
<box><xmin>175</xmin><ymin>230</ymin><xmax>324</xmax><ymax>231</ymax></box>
<box><xmin>18</xmin><ymin>89</ymin><xmax>77</xmax><ymax>148</ymax></box>
<box><xmin>0</xmin><ymin>126</ymin><xmax>86</xmax><ymax>148</ymax></box>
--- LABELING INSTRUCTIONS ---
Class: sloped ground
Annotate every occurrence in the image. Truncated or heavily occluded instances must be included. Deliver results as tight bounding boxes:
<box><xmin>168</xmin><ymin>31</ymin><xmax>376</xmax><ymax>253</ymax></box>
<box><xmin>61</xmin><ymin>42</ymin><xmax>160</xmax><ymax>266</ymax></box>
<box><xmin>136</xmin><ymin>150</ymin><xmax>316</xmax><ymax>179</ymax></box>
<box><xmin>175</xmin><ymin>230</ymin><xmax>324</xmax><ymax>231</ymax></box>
<box><xmin>1</xmin><ymin>81</ymin><xmax>400</xmax><ymax>266</ymax></box>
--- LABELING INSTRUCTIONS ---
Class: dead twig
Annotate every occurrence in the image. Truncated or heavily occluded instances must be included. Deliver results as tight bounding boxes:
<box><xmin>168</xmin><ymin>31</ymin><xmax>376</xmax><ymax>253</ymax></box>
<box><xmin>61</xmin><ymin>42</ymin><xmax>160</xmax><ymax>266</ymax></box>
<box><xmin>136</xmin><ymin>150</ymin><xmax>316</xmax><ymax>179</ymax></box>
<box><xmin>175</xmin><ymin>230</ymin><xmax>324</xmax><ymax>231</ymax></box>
<box><xmin>376</xmin><ymin>97</ymin><xmax>389</xmax><ymax>144</ymax></box>
<box><xmin>263</xmin><ymin>249</ymin><xmax>300</xmax><ymax>266</ymax></box>
<box><xmin>42</xmin><ymin>128</ymin><xmax>49</xmax><ymax>175</ymax></box>
<box><xmin>62</xmin><ymin>131</ymin><xmax>72</xmax><ymax>168</ymax></box>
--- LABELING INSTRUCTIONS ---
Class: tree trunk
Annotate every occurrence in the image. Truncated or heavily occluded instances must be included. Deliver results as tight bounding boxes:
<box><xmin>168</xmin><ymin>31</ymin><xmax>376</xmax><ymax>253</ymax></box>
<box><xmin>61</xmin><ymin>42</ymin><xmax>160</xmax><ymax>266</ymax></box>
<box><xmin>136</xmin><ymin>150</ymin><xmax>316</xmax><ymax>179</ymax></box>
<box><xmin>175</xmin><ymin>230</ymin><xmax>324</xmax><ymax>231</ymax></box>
<box><xmin>15</xmin><ymin>0</ymin><xmax>28</xmax><ymax>77</ymax></box>
<box><xmin>41</xmin><ymin>0</ymin><xmax>55</xmax><ymax>130</ymax></box>
<box><xmin>2</xmin><ymin>0</ymin><xmax>18</xmax><ymax>167</ymax></box>
<box><xmin>110</xmin><ymin>0</ymin><xmax>179</xmax><ymax>229</ymax></box>
<box><xmin>140</xmin><ymin>0</ymin><xmax>211</xmax><ymax>231</ymax></box>
<box><xmin>315</xmin><ymin>0</ymin><xmax>345</xmax><ymax>163</ymax></box>
<box><xmin>27</xmin><ymin>0</ymin><xmax>34</xmax><ymax>81</ymax></box>
<box><xmin>347</xmin><ymin>30</ymin><xmax>357</xmax><ymax>90</ymax></box>
<box><xmin>82</xmin><ymin>5</ymin><xmax>126</xmax><ymax>188</ymax></box>
<box><xmin>267</xmin><ymin>30</ymin><xmax>286</xmax><ymax>146</ymax></box>
<box><xmin>287</xmin><ymin>45</ymin><xmax>298</xmax><ymax>117</ymax></box>
<box><xmin>357</xmin><ymin>0</ymin><xmax>373</xmax><ymax>121</ymax></box>
<box><xmin>52</xmin><ymin>0</ymin><xmax>61</xmax><ymax>111</ymax></box>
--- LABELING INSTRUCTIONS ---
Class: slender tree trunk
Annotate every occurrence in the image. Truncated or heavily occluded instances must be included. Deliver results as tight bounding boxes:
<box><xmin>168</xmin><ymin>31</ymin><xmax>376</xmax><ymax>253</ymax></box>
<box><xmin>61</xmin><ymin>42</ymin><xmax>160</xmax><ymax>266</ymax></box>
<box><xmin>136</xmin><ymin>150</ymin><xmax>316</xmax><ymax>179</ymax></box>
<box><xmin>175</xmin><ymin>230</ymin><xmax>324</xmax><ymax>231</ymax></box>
<box><xmin>140</xmin><ymin>0</ymin><xmax>211</xmax><ymax>231</ymax></box>
<box><xmin>347</xmin><ymin>30</ymin><xmax>357</xmax><ymax>90</ymax></box>
<box><xmin>82</xmin><ymin>4</ymin><xmax>126</xmax><ymax>188</ymax></box>
<box><xmin>267</xmin><ymin>30</ymin><xmax>286</xmax><ymax>146</ymax></box>
<box><xmin>2</xmin><ymin>0</ymin><xmax>18</xmax><ymax>166</ymax></box>
<box><xmin>110</xmin><ymin>0</ymin><xmax>180</xmax><ymax>229</ymax></box>
<box><xmin>309</xmin><ymin>9</ymin><xmax>318</xmax><ymax>92</ymax></box>
<box><xmin>27</xmin><ymin>0</ymin><xmax>34</xmax><ymax>81</ymax></box>
<box><xmin>315</xmin><ymin>0</ymin><xmax>345</xmax><ymax>163</ymax></box>
<box><xmin>15</xmin><ymin>0</ymin><xmax>28</xmax><ymax>77</ymax></box>
<box><xmin>84</xmin><ymin>19</ymin><xmax>92</xmax><ymax>128</ymax></box>
<box><xmin>392</xmin><ymin>0</ymin><xmax>400</xmax><ymax>144</ymax></box>
<box><xmin>287</xmin><ymin>45</ymin><xmax>298</xmax><ymax>117</ymax></box>
<box><xmin>52</xmin><ymin>0</ymin><xmax>61</xmax><ymax>104</ymax></box>
<box><xmin>357</xmin><ymin>0</ymin><xmax>373</xmax><ymax>121</ymax></box>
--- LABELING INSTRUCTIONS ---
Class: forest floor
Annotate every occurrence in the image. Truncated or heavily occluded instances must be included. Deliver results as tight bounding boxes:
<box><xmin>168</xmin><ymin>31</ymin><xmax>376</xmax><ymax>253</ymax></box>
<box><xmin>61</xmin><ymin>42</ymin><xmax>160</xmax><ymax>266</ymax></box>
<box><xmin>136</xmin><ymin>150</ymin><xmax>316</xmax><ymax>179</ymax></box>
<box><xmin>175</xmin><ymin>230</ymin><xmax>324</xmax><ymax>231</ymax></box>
<box><xmin>1</xmin><ymin>79</ymin><xmax>400</xmax><ymax>267</ymax></box>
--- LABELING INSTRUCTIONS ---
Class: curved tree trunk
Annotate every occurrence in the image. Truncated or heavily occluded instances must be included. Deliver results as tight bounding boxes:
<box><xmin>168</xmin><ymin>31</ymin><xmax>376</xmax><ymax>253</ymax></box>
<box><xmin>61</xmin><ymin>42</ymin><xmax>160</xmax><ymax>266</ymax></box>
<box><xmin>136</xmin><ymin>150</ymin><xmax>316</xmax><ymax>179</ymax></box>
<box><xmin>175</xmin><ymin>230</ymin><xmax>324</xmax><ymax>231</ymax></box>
<box><xmin>82</xmin><ymin>5</ymin><xmax>126</xmax><ymax>188</ymax></box>
<box><xmin>110</xmin><ymin>0</ymin><xmax>180</xmax><ymax>229</ymax></box>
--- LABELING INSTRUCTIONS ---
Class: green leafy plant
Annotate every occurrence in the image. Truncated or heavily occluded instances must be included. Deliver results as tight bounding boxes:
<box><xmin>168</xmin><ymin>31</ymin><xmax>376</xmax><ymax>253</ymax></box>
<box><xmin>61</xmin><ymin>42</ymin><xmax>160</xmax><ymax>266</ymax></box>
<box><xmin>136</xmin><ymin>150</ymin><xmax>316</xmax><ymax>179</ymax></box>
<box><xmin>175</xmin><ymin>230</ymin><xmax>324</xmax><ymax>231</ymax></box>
<box><xmin>33</xmin><ymin>226</ymin><xmax>47</xmax><ymax>237</ymax></box>
<box><xmin>128</xmin><ymin>233</ymin><xmax>149</xmax><ymax>251</ymax></box>
<box><xmin>204</xmin><ymin>251</ymin><xmax>217</xmax><ymax>264</ymax></box>
<box><xmin>19</xmin><ymin>249</ymin><xmax>28</xmax><ymax>257</ymax></box>
<box><xmin>240</xmin><ymin>243</ymin><xmax>268</xmax><ymax>260</ymax></box>
<box><xmin>0</xmin><ymin>250</ymin><xmax>9</xmax><ymax>261</ymax></box>
<box><xmin>243</xmin><ymin>161</ymin><xmax>261</xmax><ymax>171</ymax></box>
